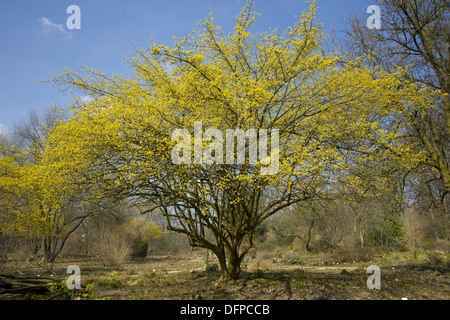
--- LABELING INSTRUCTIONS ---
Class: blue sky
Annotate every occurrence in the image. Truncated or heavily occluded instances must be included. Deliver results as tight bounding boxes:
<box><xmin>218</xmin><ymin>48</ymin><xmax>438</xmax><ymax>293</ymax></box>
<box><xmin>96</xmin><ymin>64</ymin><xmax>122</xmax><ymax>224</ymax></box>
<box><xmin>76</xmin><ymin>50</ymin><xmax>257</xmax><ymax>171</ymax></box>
<box><xmin>0</xmin><ymin>0</ymin><xmax>370</xmax><ymax>135</ymax></box>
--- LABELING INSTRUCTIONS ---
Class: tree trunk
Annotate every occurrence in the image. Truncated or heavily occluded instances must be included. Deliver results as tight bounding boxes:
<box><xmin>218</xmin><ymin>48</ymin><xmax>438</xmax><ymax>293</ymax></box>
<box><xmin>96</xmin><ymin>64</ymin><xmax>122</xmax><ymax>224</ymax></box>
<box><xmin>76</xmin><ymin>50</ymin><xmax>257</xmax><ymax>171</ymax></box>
<box><xmin>305</xmin><ymin>220</ymin><xmax>314</xmax><ymax>253</ymax></box>
<box><xmin>215</xmin><ymin>245</ymin><xmax>242</xmax><ymax>281</ymax></box>
<box><xmin>42</xmin><ymin>236</ymin><xmax>64</xmax><ymax>271</ymax></box>
<box><xmin>360</xmin><ymin>228</ymin><xmax>365</xmax><ymax>248</ymax></box>
<box><xmin>213</xmin><ymin>246</ymin><xmax>229</xmax><ymax>281</ymax></box>
<box><xmin>43</xmin><ymin>239</ymin><xmax>56</xmax><ymax>270</ymax></box>
<box><xmin>226</xmin><ymin>249</ymin><xmax>242</xmax><ymax>280</ymax></box>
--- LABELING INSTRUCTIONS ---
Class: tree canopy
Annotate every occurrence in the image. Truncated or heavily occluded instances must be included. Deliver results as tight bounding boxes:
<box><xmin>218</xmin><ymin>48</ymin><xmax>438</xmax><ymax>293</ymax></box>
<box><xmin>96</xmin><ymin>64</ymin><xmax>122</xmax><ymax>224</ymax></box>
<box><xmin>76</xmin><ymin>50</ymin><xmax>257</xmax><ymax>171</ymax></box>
<box><xmin>1</xmin><ymin>0</ymin><xmax>442</xmax><ymax>279</ymax></box>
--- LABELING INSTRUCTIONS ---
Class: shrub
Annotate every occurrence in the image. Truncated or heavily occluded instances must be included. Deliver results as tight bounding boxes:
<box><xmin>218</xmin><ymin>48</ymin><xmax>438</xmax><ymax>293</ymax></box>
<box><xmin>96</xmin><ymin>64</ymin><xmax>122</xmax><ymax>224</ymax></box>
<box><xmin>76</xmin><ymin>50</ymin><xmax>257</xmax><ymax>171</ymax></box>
<box><xmin>256</xmin><ymin>250</ymin><xmax>274</xmax><ymax>261</ymax></box>
<box><xmin>256</xmin><ymin>233</ymin><xmax>279</xmax><ymax>259</ymax></box>
<box><xmin>251</xmin><ymin>262</ymin><xmax>264</xmax><ymax>279</ymax></box>
<box><xmin>118</xmin><ymin>218</ymin><xmax>166</xmax><ymax>258</ymax></box>
<box><xmin>131</xmin><ymin>234</ymin><xmax>148</xmax><ymax>258</ymax></box>
<box><xmin>353</xmin><ymin>246</ymin><xmax>375</xmax><ymax>262</ymax></box>
<box><xmin>91</xmin><ymin>232</ymin><xmax>131</xmax><ymax>267</ymax></box>
<box><xmin>150</xmin><ymin>231</ymin><xmax>191</xmax><ymax>255</ymax></box>
<box><xmin>205</xmin><ymin>259</ymin><xmax>219</xmax><ymax>274</ymax></box>
<box><xmin>48</xmin><ymin>277</ymin><xmax>96</xmax><ymax>300</ymax></box>
<box><xmin>434</xmin><ymin>239</ymin><xmax>450</xmax><ymax>253</ymax></box>
<box><xmin>107</xmin><ymin>270</ymin><xmax>121</xmax><ymax>288</ymax></box>
<box><xmin>331</xmin><ymin>247</ymin><xmax>374</xmax><ymax>263</ymax></box>
<box><xmin>331</xmin><ymin>248</ymin><xmax>353</xmax><ymax>263</ymax></box>
<box><xmin>90</xmin><ymin>217</ymin><xmax>166</xmax><ymax>265</ymax></box>
<box><xmin>279</xmin><ymin>250</ymin><xmax>302</xmax><ymax>264</ymax></box>
<box><xmin>427</xmin><ymin>252</ymin><xmax>442</xmax><ymax>266</ymax></box>
<box><xmin>310</xmin><ymin>237</ymin><xmax>333</xmax><ymax>252</ymax></box>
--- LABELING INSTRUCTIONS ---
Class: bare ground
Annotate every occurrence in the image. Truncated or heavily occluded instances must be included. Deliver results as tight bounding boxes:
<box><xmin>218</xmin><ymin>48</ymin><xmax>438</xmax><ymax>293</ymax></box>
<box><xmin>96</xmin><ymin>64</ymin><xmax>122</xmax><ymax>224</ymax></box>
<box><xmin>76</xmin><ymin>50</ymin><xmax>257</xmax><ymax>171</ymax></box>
<box><xmin>1</xmin><ymin>251</ymin><xmax>449</xmax><ymax>300</ymax></box>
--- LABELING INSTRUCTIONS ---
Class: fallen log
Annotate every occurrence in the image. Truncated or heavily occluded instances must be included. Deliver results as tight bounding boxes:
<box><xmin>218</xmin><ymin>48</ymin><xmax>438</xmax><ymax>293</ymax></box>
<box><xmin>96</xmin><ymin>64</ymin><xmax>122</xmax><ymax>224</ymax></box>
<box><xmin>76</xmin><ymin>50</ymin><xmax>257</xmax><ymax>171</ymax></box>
<box><xmin>0</xmin><ymin>274</ymin><xmax>60</xmax><ymax>296</ymax></box>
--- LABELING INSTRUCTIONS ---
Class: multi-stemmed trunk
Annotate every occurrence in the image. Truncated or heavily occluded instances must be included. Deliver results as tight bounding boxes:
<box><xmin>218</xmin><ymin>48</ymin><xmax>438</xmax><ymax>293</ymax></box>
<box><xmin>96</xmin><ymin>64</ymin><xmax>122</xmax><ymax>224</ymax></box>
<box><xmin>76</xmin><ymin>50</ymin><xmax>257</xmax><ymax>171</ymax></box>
<box><xmin>215</xmin><ymin>246</ymin><xmax>244</xmax><ymax>281</ymax></box>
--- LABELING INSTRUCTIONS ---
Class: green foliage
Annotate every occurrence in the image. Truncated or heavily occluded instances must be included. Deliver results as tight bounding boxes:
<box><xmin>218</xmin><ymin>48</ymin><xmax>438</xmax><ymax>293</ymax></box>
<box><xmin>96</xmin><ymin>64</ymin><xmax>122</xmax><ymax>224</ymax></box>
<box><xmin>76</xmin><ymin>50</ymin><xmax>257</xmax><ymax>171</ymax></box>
<box><xmin>107</xmin><ymin>270</ymin><xmax>121</xmax><ymax>288</ymax></box>
<box><xmin>48</xmin><ymin>278</ymin><xmax>69</xmax><ymax>296</ymax></box>
<box><xmin>252</xmin><ymin>262</ymin><xmax>264</xmax><ymax>279</ymax></box>
<box><xmin>48</xmin><ymin>276</ymin><xmax>96</xmax><ymax>300</ymax></box>
<box><xmin>205</xmin><ymin>259</ymin><xmax>219</xmax><ymax>274</ymax></box>
<box><xmin>257</xmin><ymin>233</ymin><xmax>279</xmax><ymax>252</ymax></box>
<box><xmin>370</xmin><ymin>211</ymin><xmax>406</xmax><ymax>250</ymax></box>
<box><xmin>131</xmin><ymin>234</ymin><xmax>149</xmax><ymax>258</ymax></box>
<box><xmin>384</xmin><ymin>211</ymin><xmax>404</xmax><ymax>239</ymax></box>
<box><xmin>118</xmin><ymin>217</ymin><xmax>166</xmax><ymax>258</ymax></box>
<box><xmin>83</xmin><ymin>283</ymin><xmax>96</xmax><ymax>299</ymax></box>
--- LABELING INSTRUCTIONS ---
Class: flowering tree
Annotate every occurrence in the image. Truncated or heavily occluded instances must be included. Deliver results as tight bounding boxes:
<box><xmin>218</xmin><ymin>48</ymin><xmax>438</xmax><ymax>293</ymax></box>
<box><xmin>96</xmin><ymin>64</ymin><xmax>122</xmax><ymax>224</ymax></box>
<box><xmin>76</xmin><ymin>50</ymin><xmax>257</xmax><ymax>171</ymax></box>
<box><xmin>40</xmin><ymin>1</ymin><xmax>439</xmax><ymax>279</ymax></box>
<box><xmin>0</xmin><ymin>110</ymin><xmax>98</xmax><ymax>269</ymax></box>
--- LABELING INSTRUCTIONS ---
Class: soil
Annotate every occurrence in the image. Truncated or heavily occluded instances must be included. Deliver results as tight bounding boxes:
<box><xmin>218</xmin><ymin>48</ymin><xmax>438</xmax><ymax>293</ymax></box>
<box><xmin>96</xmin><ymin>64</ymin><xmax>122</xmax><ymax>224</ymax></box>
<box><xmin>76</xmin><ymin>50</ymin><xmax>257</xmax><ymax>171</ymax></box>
<box><xmin>1</xmin><ymin>250</ymin><xmax>448</xmax><ymax>300</ymax></box>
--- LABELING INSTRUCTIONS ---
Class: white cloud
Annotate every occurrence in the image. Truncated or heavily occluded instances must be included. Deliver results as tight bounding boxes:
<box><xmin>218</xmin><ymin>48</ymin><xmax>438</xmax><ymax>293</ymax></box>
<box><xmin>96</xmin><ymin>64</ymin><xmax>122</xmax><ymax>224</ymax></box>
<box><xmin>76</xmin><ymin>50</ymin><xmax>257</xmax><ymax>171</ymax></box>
<box><xmin>38</xmin><ymin>17</ymin><xmax>65</xmax><ymax>33</ymax></box>
<box><xmin>80</xmin><ymin>95</ymin><xmax>94</xmax><ymax>103</ymax></box>
<box><xmin>38</xmin><ymin>17</ymin><xmax>73</xmax><ymax>39</ymax></box>
<box><xmin>0</xmin><ymin>123</ymin><xmax>10</xmax><ymax>137</ymax></box>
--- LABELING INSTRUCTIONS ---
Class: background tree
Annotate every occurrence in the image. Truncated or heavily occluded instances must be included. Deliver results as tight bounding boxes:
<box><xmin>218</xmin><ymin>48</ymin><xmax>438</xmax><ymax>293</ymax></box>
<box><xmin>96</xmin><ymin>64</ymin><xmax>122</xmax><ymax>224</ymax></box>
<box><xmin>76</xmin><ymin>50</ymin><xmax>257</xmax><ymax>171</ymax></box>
<box><xmin>0</xmin><ymin>109</ymin><xmax>100</xmax><ymax>269</ymax></box>
<box><xmin>346</xmin><ymin>0</ymin><xmax>450</xmax><ymax>224</ymax></box>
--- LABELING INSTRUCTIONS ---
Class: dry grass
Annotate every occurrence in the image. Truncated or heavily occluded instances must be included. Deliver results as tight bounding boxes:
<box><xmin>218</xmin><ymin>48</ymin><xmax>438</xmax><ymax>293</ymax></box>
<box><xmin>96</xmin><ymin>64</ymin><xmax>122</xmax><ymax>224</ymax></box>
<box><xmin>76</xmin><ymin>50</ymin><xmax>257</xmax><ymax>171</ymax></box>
<box><xmin>1</xmin><ymin>250</ymin><xmax>449</xmax><ymax>300</ymax></box>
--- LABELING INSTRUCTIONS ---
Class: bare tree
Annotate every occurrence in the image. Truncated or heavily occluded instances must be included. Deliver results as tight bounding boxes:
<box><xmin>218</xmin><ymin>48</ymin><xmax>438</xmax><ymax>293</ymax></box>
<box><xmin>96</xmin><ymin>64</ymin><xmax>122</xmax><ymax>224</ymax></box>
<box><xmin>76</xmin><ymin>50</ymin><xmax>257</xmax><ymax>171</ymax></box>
<box><xmin>346</xmin><ymin>0</ymin><xmax>450</xmax><ymax>236</ymax></box>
